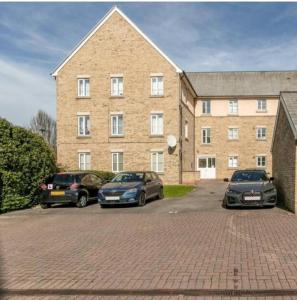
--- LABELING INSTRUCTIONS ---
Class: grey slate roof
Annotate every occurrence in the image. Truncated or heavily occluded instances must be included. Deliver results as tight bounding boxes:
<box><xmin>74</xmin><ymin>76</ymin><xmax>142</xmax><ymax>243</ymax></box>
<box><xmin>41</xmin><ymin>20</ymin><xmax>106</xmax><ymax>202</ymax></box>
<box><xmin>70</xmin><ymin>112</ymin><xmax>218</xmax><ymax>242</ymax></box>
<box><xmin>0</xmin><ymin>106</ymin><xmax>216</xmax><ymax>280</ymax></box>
<box><xmin>186</xmin><ymin>71</ymin><xmax>297</xmax><ymax>97</ymax></box>
<box><xmin>280</xmin><ymin>92</ymin><xmax>297</xmax><ymax>139</ymax></box>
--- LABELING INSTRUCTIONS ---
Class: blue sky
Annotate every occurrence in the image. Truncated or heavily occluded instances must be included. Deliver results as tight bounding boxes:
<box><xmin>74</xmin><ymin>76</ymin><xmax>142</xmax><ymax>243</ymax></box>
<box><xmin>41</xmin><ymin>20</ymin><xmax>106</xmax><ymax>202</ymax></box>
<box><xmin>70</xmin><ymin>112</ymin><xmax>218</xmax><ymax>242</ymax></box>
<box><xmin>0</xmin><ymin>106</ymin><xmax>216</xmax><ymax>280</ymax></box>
<box><xmin>1</xmin><ymin>2</ymin><xmax>297</xmax><ymax>126</ymax></box>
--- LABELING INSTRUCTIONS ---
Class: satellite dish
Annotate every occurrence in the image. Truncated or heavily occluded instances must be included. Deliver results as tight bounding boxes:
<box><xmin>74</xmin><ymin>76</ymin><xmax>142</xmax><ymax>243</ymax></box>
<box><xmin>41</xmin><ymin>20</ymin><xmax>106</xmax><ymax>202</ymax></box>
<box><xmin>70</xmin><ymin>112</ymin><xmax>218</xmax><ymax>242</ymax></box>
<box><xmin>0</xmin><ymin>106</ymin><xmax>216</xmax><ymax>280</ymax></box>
<box><xmin>167</xmin><ymin>135</ymin><xmax>177</xmax><ymax>148</ymax></box>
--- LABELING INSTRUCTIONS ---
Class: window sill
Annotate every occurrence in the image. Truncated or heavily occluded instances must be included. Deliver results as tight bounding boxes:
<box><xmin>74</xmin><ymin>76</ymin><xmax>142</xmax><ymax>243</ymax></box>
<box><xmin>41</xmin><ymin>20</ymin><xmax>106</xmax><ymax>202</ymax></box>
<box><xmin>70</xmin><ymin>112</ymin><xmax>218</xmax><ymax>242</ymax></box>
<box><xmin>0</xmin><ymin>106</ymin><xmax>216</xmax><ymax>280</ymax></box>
<box><xmin>150</xmin><ymin>95</ymin><xmax>164</xmax><ymax>98</ymax></box>
<box><xmin>77</xmin><ymin>135</ymin><xmax>91</xmax><ymax>139</ymax></box>
<box><xmin>227</xmin><ymin>113</ymin><xmax>238</xmax><ymax>116</ymax></box>
<box><xmin>228</xmin><ymin>167</ymin><xmax>239</xmax><ymax>170</ymax></box>
<box><xmin>201</xmin><ymin>143</ymin><xmax>212</xmax><ymax>146</ymax></box>
<box><xmin>110</xmin><ymin>96</ymin><xmax>125</xmax><ymax>99</ymax></box>
<box><xmin>150</xmin><ymin>134</ymin><xmax>164</xmax><ymax>138</ymax></box>
<box><xmin>256</xmin><ymin>110</ymin><xmax>267</xmax><ymax>113</ymax></box>
<box><xmin>256</xmin><ymin>138</ymin><xmax>267</xmax><ymax>141</ymax></box>
<box><xmin>110</xmin><ymin>135</ymin><xmax>124</xmax><ymax>138</ymax></box>
<box><xmin>227</xmin><ymin>139</ymin><xmax>239</xmax><ymax>141</ymax></box>
<box><xmin>201</xmin><ymin>113</ymin><xmax>212</xmax><ymax>117</ymax></box>
<box><xmin>76</xmin><ymin>96</ymin><xmax>91</xmax><ymax>100</ymax></box>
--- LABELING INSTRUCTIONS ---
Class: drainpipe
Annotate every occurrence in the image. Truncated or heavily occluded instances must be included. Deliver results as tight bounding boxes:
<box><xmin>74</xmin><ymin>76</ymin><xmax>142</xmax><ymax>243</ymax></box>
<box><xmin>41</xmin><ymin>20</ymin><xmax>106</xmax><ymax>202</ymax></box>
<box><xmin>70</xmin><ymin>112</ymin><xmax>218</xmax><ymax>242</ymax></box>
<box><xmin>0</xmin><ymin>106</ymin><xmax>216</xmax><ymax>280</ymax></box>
<box><xmin>178</xmin><ymin>74</ymin><xmax>183</xmax><ymax>184</ymax></box>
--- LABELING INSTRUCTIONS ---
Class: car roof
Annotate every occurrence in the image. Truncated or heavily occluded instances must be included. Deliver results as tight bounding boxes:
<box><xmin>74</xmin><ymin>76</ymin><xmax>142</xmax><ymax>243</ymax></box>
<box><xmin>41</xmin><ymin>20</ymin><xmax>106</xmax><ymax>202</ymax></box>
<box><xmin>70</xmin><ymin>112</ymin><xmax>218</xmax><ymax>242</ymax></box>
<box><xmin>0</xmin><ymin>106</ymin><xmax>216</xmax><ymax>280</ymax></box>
<box><xmin>234</xmin><ymin>169</ymin><xmax>266</xmax><ymax>173</ymax></box>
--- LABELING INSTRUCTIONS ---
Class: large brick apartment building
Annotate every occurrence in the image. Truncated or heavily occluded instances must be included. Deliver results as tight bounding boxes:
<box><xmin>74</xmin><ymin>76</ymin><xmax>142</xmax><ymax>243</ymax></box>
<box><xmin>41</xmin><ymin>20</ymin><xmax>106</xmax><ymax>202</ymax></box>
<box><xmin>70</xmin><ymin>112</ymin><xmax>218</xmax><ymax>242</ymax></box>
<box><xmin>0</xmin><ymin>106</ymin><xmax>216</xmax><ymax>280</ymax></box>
<box><xmin>52</xmin><ymin>7</ymin><xmax>297</xmax><ymax>184</ymax></box>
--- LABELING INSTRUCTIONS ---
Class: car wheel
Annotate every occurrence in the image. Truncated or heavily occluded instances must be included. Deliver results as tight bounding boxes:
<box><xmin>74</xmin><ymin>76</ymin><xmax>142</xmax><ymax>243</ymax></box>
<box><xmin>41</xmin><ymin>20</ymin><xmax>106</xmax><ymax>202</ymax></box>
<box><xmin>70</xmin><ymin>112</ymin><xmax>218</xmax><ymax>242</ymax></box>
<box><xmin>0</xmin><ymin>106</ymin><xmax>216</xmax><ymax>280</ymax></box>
<box><xmin>138</xmin><ymin>192</ymin><xmax>146</xmax><ymax>207</ymax></box>
<box><xmin>40</xmin><ymin>203</ymin><xmax>50</xmax><ymax>209</ymax></box>
<box><xmin>158</xmin><ymin>187</ymin><xmax>164</xmax><ymax>199</ymax></box>
<box><xmin>76</xmin><ymin>194</ymin><xmax>88</xmax><ymax>208</ymax></box>
<box><xmin>100</xmin><ymin>204</ymin><xmax>107</xmax><ymax>209</ymax></box>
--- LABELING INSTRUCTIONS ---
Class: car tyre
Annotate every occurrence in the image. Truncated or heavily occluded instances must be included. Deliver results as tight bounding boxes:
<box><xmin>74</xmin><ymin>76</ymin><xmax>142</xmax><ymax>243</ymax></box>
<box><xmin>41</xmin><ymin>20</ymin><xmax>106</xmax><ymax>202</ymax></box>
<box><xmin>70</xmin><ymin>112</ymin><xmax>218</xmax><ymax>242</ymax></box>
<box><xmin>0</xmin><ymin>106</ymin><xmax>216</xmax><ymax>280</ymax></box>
<box><xmin>157</xmin><ymin>187</ymin><xmax>164</xmax><ymax>199</ymax></box>
<box><xmin>100</xmin><ymin>204</ymin><xmax>107</xmax><ymax>209</ymax></box>
<box><xmin>40</xmin><ymin>203</ymin><xmax>50</xmax><ymax>209</ymax></box>
<box><xmin>138</xmin><ymin>192</ymin><xmax>146</xmax><ymax>207</ymax></box>
<box><xmin>76</xmin><ymin>194</ymin><xmax>88</xmax><ymax>208</ymax></box>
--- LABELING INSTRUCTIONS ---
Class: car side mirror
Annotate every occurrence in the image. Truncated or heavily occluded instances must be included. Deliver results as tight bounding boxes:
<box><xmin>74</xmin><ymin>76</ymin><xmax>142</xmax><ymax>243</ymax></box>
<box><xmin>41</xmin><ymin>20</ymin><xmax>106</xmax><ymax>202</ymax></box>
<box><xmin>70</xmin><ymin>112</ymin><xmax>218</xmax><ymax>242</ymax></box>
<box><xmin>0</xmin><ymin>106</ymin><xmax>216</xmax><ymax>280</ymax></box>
<box><xmin>223</xmin><ymin>178</ymin><xmax>229</xmax><ymax>182</ymax></box>
<box><xmin>269</xmin><ymin>177</ymin><xmax>274</xmax><ymax>181</ymax></box>
<box><xmin>146</xmin><ymin>179</ymin><xmax>152</xmax><ymax>184</ymax></box>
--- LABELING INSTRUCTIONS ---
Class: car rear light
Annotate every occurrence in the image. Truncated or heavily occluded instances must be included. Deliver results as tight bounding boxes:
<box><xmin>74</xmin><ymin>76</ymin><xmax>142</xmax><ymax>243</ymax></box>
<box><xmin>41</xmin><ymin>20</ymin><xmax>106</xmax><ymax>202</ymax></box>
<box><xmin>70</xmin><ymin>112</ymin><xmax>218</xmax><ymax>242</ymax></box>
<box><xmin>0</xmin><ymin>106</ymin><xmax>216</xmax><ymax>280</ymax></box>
<box><xmin>70</xmin><ymin>183</ymin><xmax>79</xmax><ymax>190</ymax></box>
<box><xmin>40</xmin><ymin>183</ymin><xmax>47</xmax><ymax>190</ymax></box>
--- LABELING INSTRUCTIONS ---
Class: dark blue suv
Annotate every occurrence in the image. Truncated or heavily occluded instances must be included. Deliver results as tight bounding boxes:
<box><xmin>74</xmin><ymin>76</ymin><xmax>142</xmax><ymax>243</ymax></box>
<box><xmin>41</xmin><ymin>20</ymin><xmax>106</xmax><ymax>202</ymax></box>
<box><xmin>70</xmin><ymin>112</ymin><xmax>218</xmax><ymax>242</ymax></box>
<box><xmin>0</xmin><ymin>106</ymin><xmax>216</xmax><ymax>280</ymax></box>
<box><xmin>98</xmin><ymin>171</ymin><xmax>163</xmax><ymax>207</ymax></box>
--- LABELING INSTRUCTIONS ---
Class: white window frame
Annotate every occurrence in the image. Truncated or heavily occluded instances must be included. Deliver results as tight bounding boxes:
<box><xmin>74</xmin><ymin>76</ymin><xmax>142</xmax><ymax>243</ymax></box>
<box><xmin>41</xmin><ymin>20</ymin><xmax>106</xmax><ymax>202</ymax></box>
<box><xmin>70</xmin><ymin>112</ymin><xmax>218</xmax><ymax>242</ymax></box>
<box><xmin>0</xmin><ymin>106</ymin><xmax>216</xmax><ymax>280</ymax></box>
<box><xmin>256</xmin><ymin>155</ymin><xmax>266</xmax><ymax>168</ymax></box>
<box><xmin>151</xmin><ymin>76</ymin><xmax>164</xmax><ymax>96</ymax></box>
<box><xmin>151</xmin><ymin>151</ymin><xmax>164</xmax><ymax>173</ymax></box>
<box><xmin>202</xmin><ymin>100</ymin><xmax>211</xmax><ymax>114</ymax></box>
<box><xmin>185</xmin><ymin>120</ymin><xmax>189</xmax><ymax>139</ymax></box>
<box><xmin>228</xmin><ymin>128</ymin><xmax>239</xmax><ymax>140</ymax></box>
<box><xmin>77</xmin><ymin>115</ymin><xmax>90</xmax><ymax>136</ymax></box>
<box><xmin>111</xmin><ymin>76</ymin><xmax>124</xmax><ymax>96</ymax></box>
<box><xmin>228</xmin><ymin>156</ymin><xmax>238</xmax><ymax>168</ymax></box>
<box><xmin>112</xmin><ymin>152</ymin><xmax>124</xmax><ymax>173</ymax></box>
<box><xmin>77</xmin><ymin>78</ymin><xmax>90</xmax><ymax>97</ymax></box>
<box><xmin>229</xmin><ymin>100</ymin><xmax>238</xmax><ymax>115</ymax></box>
<box><xmin>257</xmin><ymin>99</ymin><xmax>267</xmax><ymax>112</ymax></box>
<box><xmin>256</xmin><ymin>127</ymin><xmax>267</xmax><ymax>140</ymax></box>
<box><xmin>201</xmin><ymin>127</ymin><xmax>211</xmax><ymax>144</ymax></box>
<box><xmin>78</xmin><ymin>152</ymin><xmax>91</xmax><ymax>170</ymax></box>
<box><xmin>111</xmin><ymin>114</ymin><xmax>123</xmax><ymax>136</ymax></box>
<box><xmin>150</xmin><ymin>113</ymin><xmax>164</xmax><ymax>136</ymax></box>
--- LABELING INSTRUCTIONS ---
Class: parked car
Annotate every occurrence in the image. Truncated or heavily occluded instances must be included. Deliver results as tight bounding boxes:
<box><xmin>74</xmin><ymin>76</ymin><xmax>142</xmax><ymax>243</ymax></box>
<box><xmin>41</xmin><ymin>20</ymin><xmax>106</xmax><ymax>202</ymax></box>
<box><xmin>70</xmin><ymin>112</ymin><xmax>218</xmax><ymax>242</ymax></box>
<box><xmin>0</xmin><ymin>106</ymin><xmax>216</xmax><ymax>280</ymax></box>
<box><xmin>98</xmin><ymin>171</ymin><xmax>163</xmax><ymax>207</ymax></box>
<box><xmin>223</xmin><ymin>169</ymin><xmax>277</xmax><ymax>208</ymax></box>
<box><xmin>40</xmin><ymin>172</ymin><xmax>103</xmax><ymax>208</ymax></box>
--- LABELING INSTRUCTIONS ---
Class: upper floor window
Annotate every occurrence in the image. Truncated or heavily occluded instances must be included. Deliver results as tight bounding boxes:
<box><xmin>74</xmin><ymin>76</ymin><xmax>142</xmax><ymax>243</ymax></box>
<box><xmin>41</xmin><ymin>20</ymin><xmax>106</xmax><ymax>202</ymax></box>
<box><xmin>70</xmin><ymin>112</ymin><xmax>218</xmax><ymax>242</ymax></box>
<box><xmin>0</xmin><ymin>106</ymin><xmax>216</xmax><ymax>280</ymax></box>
<box><xmin>151</xmin><ymin>113</ymin><xmax>163</xmax><ymax>135</ymax></box>
<box><xmin>228</xmin><ymin>128</ymin><xmax>239</xmax><ymax>140</ymax></box>
<box><xmin>78</xmin><ymin>78</ymin><xmax>90</xmax><ymax>97</ymax></box>
<box><xmin>257</xmin><ymin>99</ymin><xmax>267</xmax><ymax>112</ymax></box>
<box><xmin>256</xmin><ymin>127</ymin><xmax>267</xmax><ymax>140</ymax></box>
<box><xmin>228</xmin><ymin>156</ymin><xmax>238</xmax><ymax>168</ymax></box>
<box><xmin>185</xmin><ymin>121</ymin><xmax>189</xmax><ymax>139</ymax></box>
<box><xmin>151</xmin><ymin>76</ymin><xmax>164</xmax><ymax>96</ymax></box>
<box><xmin>111</xmin><ymin>114</ymin><xmax>123</xmax><ymax>136</ymax></box>
<box><xmin>202</xmin><ymin>100</ymin><xmax>211</xmax><ymax>114</ymax></box>
<box><xmin>202</xmin><ymin>128</ymin><xmax>211</xmax><ymax>144</ymax></box>
<box><xmin>111</xmin><ymin>77</ymin><xmax>123</xmax><ymax>96</ymax></box>
<box><xmin>77</xmin><ymin>115</ymin><xmax>90</xmax><ymax>136</ymax></box>
<box><xmin>112</xmin><ymin>152</ymin><xmax>124</xmax><ymax>172</ymax></box>
<box><xmin>79</xmin><ymin>152</ymin><xmax>91</xmax><ymax>170</ymax></box>
<box><xmin>151</xmin><ymin>151</ymin><xmax>164</xmax><ymax>173</ymax></box>
<box><xmin>256</xmin><ymin>155</ymin><xmax>266</xmax><ymax>168</ymax></box>
<box><xmin>229</xmin><ymin>100</ymin><xmax>238</xmax><ymax>114</ymax></box>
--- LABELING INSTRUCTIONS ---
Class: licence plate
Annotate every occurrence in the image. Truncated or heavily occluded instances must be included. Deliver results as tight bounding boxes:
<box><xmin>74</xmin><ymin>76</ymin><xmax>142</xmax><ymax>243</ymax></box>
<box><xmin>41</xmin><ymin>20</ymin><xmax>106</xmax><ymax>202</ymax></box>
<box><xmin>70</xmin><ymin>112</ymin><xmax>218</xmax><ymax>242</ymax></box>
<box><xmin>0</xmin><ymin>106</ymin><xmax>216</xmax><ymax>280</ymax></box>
<box><xmin>105</xmin><ymin>196</ymin><xmax>120</xmax><ymax>201</ymax></box>
<box><xmin>244</xmin><ymin>196</ymin><xmax>261</xmax><ymax>201</ymax></box>
<box><xmin>51</xmin><ymin>191</ymin><xmax>65</xmax><ymax>196</ymax></box>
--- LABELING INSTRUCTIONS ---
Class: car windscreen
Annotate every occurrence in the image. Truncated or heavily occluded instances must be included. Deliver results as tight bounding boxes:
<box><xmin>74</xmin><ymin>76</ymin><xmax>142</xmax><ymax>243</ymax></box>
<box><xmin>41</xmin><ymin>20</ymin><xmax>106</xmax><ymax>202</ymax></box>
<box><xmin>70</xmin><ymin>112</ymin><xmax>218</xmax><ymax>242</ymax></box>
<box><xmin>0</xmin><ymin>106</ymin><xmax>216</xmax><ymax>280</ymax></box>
<box><xmin>231</xmin><ymin>171</ymin><xmax>268</xmax><ymax>182</ymax></box>
<box><xmin>111</xmin><ymin>173</ymin><xmax>144</xmax><ymax>183</ymax></box>
<box><xmin>52</xmin><ymin>174</ymin><xmax>78</xmax><ymax>185</ymax></box>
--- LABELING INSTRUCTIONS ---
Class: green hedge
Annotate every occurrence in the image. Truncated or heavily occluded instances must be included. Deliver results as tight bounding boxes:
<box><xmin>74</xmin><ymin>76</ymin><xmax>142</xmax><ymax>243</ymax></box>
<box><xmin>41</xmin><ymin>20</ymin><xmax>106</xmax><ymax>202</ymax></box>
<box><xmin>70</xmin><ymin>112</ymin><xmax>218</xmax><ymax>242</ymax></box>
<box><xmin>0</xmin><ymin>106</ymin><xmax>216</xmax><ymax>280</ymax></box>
<box><xmin>0</xmin><ymin>118</ymin><xmax>57</xmax><ymax>212</ymax></box>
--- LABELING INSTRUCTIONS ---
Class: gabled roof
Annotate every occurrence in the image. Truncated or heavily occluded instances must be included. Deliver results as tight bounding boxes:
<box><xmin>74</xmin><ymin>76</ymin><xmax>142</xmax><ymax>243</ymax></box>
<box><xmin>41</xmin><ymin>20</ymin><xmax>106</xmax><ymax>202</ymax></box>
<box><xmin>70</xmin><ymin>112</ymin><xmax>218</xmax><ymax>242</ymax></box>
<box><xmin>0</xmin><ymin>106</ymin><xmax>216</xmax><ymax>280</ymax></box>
<box><xmin>51</xmin><ymin>6</ymin><xmax>182</xmax><ymax>77</ymax></box>
<box><xmin>186</xmin><ymin>71</ymin><xmax>297</xmax><ymax>97</ymax></box>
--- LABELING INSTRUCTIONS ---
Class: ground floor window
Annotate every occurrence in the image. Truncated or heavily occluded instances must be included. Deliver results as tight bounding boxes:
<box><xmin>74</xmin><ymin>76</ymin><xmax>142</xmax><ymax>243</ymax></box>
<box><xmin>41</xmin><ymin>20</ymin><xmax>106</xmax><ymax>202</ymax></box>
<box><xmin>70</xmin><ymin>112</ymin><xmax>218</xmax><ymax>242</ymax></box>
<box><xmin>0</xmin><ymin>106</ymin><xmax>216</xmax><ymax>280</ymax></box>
<box><xmin>256</xmin><ymin>155</ymin><xmax>266</xmax><ymax>167</ymax></box>
<box><xmin>151</xmin><ymin>152</ymin><xmax>164</xmax><ymax>173</ymax></box>
<box><xmin>112</xmin><ymin>152</ymin><xmax>123</xmax><ymax>172</ymax></box>
<box><xmin>228</xmin><ymin>156</ymin><xmax>238</xmax><ymax>168</ymax></box>
<box><xmin>79</xmin><ymin>152</ymin><xmax>91</xmax><ymax>170</ymax></box>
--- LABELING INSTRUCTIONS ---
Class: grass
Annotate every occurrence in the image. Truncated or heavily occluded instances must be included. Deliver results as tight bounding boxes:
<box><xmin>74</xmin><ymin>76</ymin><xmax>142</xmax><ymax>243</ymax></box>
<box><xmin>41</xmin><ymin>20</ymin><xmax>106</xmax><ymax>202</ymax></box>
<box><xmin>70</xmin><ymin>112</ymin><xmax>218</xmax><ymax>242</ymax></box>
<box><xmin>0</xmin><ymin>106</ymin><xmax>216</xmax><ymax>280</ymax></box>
<box><xmin>164</xmin><ymin>185</ymin><xmax>195</xmax><ymax>198</ymax></box>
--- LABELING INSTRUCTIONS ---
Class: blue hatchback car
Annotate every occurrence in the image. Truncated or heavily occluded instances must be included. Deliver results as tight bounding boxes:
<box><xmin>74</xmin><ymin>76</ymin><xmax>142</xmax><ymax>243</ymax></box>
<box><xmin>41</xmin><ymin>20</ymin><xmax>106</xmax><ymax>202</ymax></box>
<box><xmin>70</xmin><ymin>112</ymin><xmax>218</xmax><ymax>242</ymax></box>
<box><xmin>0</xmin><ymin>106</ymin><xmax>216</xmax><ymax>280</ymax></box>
<box><xmin>98</xmin><ymin>171</ymin><xmax>163</xmax><ymax>207</ymax></box>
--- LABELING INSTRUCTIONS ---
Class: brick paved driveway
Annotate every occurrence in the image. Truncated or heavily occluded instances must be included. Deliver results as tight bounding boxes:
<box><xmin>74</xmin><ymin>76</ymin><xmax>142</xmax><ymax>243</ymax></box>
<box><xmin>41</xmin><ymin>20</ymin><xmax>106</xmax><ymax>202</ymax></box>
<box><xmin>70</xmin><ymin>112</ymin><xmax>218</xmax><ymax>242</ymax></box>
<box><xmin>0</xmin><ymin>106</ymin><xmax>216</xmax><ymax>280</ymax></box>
<box><xmin>1</xmin><ymin>180</ymin><xmax>297</xmax><ymax>299</ymax></box>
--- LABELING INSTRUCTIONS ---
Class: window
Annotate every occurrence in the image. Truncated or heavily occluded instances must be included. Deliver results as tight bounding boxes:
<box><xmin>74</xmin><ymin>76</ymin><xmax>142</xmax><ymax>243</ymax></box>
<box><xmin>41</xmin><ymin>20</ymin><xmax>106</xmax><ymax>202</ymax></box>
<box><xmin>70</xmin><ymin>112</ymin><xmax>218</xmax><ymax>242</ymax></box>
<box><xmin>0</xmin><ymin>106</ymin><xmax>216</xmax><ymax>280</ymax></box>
<box><xmin>111</xmin><ymin>77</ymin><xmax>123</xmax><ymax>96</ymax></box>
<box><xmin>229</xmin><ymin>100</ymin><xmax>238</xmax><ymax>114</ymax></box>
<box><xmin>79</xmin><ymin>152</ymin><xmax>91</xmax><ymax>170</ymax></box>
<box><xmin>228</xmin><ymin>156</ymin><xmax>238</xmax><ymax>168</ymax></box>
<box><xmin>112</xmin><ymin>152</ymin><xmax>123</xmax><ymax>172</ymax></box>
<box><xmin>151</xmin><ymin>76</ymin><xmax>164</xmax><ymax>96</ymax></box>
<box><xmin>185</xmin><ymin>121</ymin><xmax>189</xmax><ymax>139</ymax></box>
<box><xmin>201</xmin><ymin>128</ymin><xmax>211</xmax><ymax>144</ymax></box>
<box><xmin>202</xmin><ymin>100</ymin><xmax>211</xmax><ymax>114</ymax></box>
<box><xmin>151</xmin><ymin>114</ymin><xmax>163</xmax><ymax>135</ymax></box>
<box><xmin>77</xmin><ymin>78</ymin><xmax>90</xmax><ymax>97</ymax></box>
<box><xmin>257</xmin><ymin>99</ymin><xmax>267</xmax><ymax>112</ymax></box>
<box><xmin>78</xmin><ymin>115</ymin><xmax>90</xmax><ymax>136</ymax></box>
<box><xmin>151</xmin><ymin>152</ymin><xmax>164</xmax><ymax>173</ymax></box>
<box><xmin>111</xmin><ymin>114</ymin><xmax>123</xmax><ymax>136</ymax></box>
<box><xmin>256</xmin><ymin>127</ymin><xmax>267</xmax><ymax>140</ymax></box>
<box><xmin>256</xmin><ymin>156</ymin><xmax>266</xmax><ymax>167</ymax></box>
<box><xmin>228</xmin><ymin>128</ymin><xmax>239</xmax><ymax>140</ymax></box>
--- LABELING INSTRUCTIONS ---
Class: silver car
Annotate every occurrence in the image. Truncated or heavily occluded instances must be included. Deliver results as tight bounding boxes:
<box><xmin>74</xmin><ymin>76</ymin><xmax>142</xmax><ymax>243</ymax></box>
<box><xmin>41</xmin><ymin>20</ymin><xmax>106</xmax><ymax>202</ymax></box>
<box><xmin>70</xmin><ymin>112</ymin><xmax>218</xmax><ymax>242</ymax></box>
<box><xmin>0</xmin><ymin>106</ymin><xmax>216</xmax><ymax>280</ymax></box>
<box><xmin>223</xmin><ymin>169</ymin><xmax>277</xmax><ymax>208</ymax></box>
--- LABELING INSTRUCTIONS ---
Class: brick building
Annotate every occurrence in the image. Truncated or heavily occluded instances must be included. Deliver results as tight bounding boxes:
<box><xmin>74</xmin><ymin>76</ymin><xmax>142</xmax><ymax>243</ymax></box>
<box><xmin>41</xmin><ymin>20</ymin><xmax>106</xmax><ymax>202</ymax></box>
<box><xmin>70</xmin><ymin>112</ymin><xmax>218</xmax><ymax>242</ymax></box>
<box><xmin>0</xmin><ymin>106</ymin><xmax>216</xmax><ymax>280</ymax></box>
<box><xmin>52</xmin><ymin>7</ymin><xmax>297</xmax><ymax>184</ymax></box>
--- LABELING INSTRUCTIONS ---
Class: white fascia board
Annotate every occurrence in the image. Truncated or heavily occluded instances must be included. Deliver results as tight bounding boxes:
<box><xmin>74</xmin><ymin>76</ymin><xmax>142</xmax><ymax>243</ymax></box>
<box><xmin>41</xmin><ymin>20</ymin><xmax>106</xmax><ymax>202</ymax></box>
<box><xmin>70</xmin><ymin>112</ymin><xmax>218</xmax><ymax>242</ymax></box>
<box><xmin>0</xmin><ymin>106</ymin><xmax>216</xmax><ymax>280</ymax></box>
<box><xmin>51</xmin><ymin>6</ymin><xmax>182</xmax><ymax>77</ymax></box>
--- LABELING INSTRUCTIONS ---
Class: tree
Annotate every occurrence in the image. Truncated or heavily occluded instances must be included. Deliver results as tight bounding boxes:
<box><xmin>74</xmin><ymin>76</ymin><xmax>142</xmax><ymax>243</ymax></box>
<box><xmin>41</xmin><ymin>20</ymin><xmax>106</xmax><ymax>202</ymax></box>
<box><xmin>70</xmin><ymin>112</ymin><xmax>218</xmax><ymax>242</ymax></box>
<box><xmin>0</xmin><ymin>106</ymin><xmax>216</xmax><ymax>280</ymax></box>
<box><xmin>30</xmin><ymin>110</ymin><xmax>56</xmax><ymax>149</ymax></box>
<box><xmin>0</xmin><ymin>118</ymin><xmax>57</xmax><ymax>212</ymax></box>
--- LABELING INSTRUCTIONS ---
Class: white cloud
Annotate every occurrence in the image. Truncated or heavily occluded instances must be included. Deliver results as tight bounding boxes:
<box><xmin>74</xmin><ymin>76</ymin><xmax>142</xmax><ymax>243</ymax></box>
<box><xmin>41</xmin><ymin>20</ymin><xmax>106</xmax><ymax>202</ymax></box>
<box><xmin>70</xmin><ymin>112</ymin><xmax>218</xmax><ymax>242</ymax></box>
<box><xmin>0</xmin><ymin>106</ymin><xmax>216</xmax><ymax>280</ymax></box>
<box><xmin>0</xmin><ymin>57</ymin><xmax>55</xmax><ymax>127</ymax></box>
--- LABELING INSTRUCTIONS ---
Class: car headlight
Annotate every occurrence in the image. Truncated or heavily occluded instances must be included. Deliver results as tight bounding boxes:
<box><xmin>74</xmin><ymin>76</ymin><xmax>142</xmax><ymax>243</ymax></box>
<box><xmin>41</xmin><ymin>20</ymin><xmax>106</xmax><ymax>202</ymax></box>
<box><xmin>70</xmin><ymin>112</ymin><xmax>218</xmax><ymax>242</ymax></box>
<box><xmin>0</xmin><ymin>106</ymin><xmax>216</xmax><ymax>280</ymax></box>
<box><xmin>264</xmin><ymin>188</ymin><xmax>276</xmax><ymax>194</ymax></box>
<box><xmin>227</xmin><ymin>189</ymin><xmax>241</xmax><ymax>194</ymax></box>
<box><xmin>123</xmin><ymin>188</ymin><xmax>138</xmax><ymax>197</ymax></box>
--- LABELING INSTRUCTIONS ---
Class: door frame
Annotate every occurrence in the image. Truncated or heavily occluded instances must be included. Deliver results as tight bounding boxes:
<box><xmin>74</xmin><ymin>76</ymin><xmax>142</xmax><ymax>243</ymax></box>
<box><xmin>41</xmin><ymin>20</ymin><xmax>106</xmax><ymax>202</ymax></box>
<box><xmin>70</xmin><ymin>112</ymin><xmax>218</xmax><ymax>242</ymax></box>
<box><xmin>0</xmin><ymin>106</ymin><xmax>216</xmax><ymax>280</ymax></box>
<box><xmin>197</xmin><ymin>155</ymin><xmax>217</xmax><ymax>179</ymax></box>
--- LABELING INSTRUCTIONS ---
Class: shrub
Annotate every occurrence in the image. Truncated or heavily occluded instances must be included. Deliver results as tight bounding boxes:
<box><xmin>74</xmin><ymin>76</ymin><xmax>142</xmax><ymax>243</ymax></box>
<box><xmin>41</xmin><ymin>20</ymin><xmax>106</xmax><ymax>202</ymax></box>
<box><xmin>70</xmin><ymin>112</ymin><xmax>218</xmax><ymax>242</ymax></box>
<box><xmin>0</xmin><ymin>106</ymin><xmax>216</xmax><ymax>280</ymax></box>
<box><xmin>0</xmin><ymin>118</ymin><xmax>57</xmax><ymax>212</ymax></box>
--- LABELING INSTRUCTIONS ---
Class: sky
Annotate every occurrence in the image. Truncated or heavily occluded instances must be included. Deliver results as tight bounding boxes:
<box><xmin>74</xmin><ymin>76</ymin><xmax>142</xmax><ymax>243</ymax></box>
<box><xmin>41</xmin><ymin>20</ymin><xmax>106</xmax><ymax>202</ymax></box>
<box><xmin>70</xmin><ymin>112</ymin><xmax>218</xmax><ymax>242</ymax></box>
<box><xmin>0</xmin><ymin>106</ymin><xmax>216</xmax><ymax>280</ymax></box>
<box><xmin>1</xmin><ymin>2</ymin><xmax>297</xmax><ymax>126</ymax></box>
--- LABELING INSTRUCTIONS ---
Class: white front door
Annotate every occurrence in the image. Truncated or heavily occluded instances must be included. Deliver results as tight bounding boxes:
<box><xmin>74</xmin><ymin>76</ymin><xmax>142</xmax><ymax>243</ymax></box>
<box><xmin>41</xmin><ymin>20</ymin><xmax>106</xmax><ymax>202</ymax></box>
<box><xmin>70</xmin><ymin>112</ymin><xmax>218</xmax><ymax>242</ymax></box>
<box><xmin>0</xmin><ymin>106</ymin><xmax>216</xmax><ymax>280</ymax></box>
<box><xmin>198</xmin><ymin>156</ymin><xmax>216</xmax><ymax>179</ymax></box>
